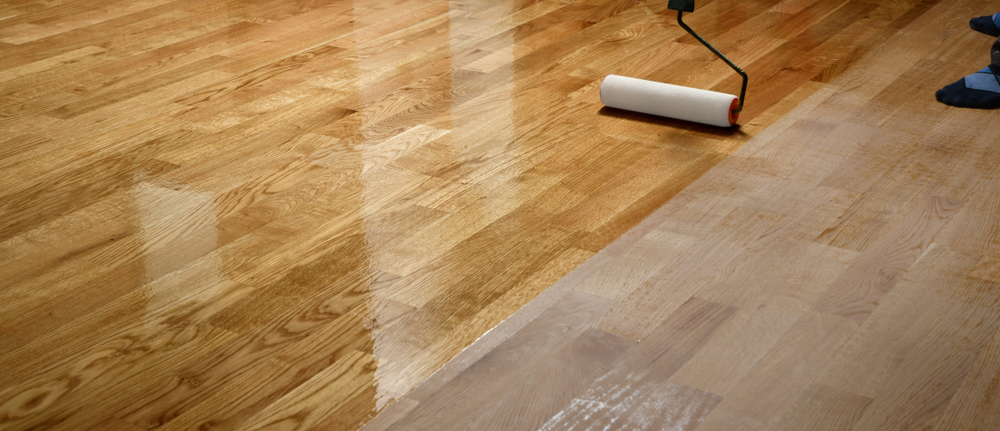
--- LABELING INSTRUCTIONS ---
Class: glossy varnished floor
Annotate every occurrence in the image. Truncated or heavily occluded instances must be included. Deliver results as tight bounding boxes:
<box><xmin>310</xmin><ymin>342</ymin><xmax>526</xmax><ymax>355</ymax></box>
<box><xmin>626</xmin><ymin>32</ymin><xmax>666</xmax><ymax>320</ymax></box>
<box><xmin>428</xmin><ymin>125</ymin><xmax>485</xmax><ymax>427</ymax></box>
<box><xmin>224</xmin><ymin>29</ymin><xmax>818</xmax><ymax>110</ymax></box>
<box><xmin>2</xmin><ymin>0</ymin><xmax>999</xmax><ymax>430</ymax></box>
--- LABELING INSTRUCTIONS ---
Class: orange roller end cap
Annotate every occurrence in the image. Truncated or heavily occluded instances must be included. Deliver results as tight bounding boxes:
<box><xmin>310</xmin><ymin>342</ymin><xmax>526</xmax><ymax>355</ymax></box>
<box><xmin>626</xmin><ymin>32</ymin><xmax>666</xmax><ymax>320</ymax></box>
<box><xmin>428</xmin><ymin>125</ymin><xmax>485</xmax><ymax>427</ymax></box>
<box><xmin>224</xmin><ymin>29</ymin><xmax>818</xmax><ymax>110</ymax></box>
<box><xmin>728</xmin><ymin>98</ymin><xmax>740</xmax><ymax>126</ymax></box>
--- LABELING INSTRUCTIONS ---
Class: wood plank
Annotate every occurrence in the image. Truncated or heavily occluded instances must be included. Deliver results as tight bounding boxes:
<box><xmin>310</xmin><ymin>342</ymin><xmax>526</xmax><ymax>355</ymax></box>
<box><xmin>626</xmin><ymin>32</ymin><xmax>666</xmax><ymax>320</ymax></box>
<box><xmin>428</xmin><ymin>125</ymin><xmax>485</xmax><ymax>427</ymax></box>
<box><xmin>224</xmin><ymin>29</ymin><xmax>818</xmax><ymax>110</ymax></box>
<box><xmin>850</xmin><ymin>279</ymin><xmax>1000</xmax><ymax>431</ymax></box>
<box><xmin>933</xmin><ymin>326</ymin><xmax>1000</xmax><ymax>431</ymax></box>
<box><xmin>812</xmin><ymin>193</ymin><xmax>963</xmax><ymax>321</ymax></box>
<box><xmin>596</xmin><ymin>207</ymin><xmax>781</xmax><ymax>339</ymax></box>
<box><xmin>692</xmin><ymin>311</ymin><xmax>860</xmax><ymax>431</ymax></box>
<box><xmin>388</xmin><ymin>291</ymin><xmax>616</xmax><ymax>426</ymax></box>
<box><xmin>232</xmin><ymin>350</ymin><xmax>375</xmax><ymax>431</ymax></box>
<box><xmin>538</xmin><ymin>297</ymin><xmax>735</xmax><ymax>430</ymax></box>
<box><xmin>772</xmin><ymin>383</ymin><xmax>873</xmax><ymax>431</ymax></box>
<box><xmin>670</xmin><ymin>243</ymin><xmax>856</xmax><ymax>397</ymax></box>
<box><xmin>814</xmin><ymin>244</ymin><xmax>986</xmax><ymax>398</ymax></box>
<box><xmin>393</xmin><ymin>328</ymin><xmax>635</xmax><ymax>431</ymax></box>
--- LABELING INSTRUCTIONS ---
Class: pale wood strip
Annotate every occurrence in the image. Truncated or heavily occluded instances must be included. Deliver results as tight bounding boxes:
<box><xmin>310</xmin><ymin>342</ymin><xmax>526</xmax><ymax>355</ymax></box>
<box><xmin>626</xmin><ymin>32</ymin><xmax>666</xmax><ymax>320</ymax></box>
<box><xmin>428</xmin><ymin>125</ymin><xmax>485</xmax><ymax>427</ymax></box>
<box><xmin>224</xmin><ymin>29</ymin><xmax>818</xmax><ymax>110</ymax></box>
<box><xmin>671</xmin><ymin>243</ymin><xmax>855</xmax><ymax>397</ymax></box>
<box><xmin>772</xmin><ymin>383</ymin><xmax>873</xmax><ymax>431</ymax></box>
<box><xmin>933</xmin><ymin>326</ymin><xmax>1000</xmax><ymax>431</ymax></box>
<box><xmin>537</xmin><ymin>297</ymin><xmax>734</xmax><ymax>431</ymax></box>
<box><xmin>692</xmin><ymin>311</ymin><xmax>860</xmax><ymax>431</ymax></box>
<box><xmin>813</xmin><ymin>194</ymin><xmax>963</xmax><ymax>322</ymax></box>
<box><xmin>850</xmin><ymin>281</ymin><xmax>1000</xmax><ymax>431</ymax></box>
<box><xmin>692</xmin><ymin>185</ymin><xmax>858</xmax><ymax>308</ymax></box>
<box><xmin>816</xmin><ymin>147</ymin><xmax>953</xmax><ymax>252</ymax></box>
<box><xmin>815</xmin><ymin>244</ymin><xmax>984</xmax><ymax>398</ymax></box>
<box><xmin>596</xmin><ymin>207</ymin><xmax>781</xmax><ymax>339</ymax></box>
<box><xmin>393</xmin><ymin>328</ymin><xmax>635</xmax><ymax>431</ymax></box>
<box><xmin>542</xmin><ymin>382</ymin><xmax>720</xmax><ymax>431</ymax></box>
<box><xmin>574</xmin><ymin>229</ymin><xmax>696</xmax><ymax>301</ymax></box>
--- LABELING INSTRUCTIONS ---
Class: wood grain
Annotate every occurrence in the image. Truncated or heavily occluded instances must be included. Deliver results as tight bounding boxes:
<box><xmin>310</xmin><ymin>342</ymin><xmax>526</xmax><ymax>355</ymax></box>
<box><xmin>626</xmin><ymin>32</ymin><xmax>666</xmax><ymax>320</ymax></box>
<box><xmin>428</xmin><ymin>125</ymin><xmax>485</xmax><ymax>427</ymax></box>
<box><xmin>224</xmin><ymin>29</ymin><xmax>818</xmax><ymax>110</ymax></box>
<box><xmin>3</xmin><ymin>0</ymin><xmax>999</xmax><ymax>430</ymax></box>
<box><xmin>813</xmin><ymin>193</ymin><xmax>963</xmax><ymax>321</ymax></box>
<box><xmin>539</xmin><ymin>297</ymin><xmax>735</xmax><ymax>430</ymax></box>
<box><xmin>693</xmin><ymin>311</ymin><xmax>860</xmax><ymax>431</ymax></box>
<box><xmin>933</xmin><ymin>326</ymin><xmax>1000</xmax><ymax>431</ymax></box>
<box><xmin>772</xmin><ymin>383</ymin><xmax>873</xmax><ymax>431</ymax></box>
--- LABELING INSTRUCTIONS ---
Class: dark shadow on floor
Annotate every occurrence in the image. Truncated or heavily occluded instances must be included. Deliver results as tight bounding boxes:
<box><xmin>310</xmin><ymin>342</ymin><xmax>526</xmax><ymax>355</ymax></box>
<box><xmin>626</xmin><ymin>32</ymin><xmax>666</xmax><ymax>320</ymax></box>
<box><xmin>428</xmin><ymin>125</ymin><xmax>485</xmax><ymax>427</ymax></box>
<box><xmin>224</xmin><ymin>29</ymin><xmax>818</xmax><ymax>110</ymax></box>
<box><xmin>597</xmin><ymin>106</ymin><xmax>746</xmax><ymax>138</ymax></box>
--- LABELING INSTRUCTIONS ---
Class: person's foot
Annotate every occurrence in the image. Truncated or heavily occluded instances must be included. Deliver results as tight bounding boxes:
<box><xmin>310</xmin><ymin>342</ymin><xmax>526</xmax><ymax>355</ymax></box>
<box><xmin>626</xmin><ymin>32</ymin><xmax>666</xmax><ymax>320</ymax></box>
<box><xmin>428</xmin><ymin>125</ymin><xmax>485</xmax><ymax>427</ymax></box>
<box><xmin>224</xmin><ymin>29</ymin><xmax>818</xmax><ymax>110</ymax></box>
<box><xmin>970</xmin><ymin>13</ymin><xmax>1000</xmax><ymax>36</ymax></box>
<box><xmin>936</xmin><ymin>65</ymin><xmax>1000</xmax><ymax>109</ymax></box>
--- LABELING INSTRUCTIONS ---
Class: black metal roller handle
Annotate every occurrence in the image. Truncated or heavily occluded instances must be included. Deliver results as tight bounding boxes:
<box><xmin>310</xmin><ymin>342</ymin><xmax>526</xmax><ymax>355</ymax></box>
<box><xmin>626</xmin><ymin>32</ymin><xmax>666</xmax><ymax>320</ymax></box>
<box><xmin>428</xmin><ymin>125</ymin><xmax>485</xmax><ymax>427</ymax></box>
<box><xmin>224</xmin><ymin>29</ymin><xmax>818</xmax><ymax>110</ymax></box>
<box><xmin>676</xmin><ymin>10</ymin><xmax>748</xmax><ymax>113</ymax></box>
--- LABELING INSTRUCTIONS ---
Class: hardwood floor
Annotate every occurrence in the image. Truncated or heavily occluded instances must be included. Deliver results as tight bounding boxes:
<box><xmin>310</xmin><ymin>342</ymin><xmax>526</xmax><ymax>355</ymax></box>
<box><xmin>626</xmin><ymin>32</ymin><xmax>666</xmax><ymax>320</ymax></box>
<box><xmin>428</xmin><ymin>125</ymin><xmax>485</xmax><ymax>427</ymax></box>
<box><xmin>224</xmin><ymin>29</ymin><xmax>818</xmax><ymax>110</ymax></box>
<box><xmin>2</xmin><ymin>0</ymin><xmax>1000</xmax><ymax>430</ymax></box>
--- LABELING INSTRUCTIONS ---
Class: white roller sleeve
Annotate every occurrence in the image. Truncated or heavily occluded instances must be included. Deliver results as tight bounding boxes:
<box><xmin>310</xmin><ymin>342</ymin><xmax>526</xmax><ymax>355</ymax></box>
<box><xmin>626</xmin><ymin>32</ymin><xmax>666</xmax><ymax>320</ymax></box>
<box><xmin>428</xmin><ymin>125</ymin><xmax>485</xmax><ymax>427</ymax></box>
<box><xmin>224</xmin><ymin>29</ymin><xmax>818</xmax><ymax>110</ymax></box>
<box><xmin>600</xmin><ymin>75</ymin><xmax>739</xmax><ymax>127</ymax></box>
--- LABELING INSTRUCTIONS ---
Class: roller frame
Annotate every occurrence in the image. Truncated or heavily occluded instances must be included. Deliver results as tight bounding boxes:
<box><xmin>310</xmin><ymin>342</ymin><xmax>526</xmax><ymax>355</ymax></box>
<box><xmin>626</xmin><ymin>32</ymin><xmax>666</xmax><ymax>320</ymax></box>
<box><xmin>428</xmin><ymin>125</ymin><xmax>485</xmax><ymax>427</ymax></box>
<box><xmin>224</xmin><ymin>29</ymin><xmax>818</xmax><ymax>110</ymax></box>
<box><xmin>672</xmin><ymin>9</ymin><xmax>748</xmax><ymax>114</ymax></box>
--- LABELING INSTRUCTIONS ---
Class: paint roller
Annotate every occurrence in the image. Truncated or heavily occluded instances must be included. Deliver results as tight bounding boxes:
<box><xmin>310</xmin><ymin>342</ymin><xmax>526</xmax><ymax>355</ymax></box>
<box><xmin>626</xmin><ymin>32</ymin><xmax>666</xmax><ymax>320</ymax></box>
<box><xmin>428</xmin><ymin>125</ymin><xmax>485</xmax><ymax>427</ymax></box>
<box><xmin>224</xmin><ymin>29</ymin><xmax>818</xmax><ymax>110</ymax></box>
<box><xmin>600</xmin><ymin>0</ymin><xmax>748</xmax><ymax>127</ymax></box>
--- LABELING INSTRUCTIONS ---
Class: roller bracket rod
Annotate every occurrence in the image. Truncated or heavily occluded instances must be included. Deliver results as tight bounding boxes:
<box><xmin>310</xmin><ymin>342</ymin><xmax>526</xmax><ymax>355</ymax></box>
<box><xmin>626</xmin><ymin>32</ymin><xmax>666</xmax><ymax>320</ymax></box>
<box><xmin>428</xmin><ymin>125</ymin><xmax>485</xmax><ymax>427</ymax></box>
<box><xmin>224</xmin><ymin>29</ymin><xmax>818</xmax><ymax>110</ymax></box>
<box><xmin>676</xmin><ymin>10</ymin><xmax>748</xmax><ymax>113</ymax></box>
